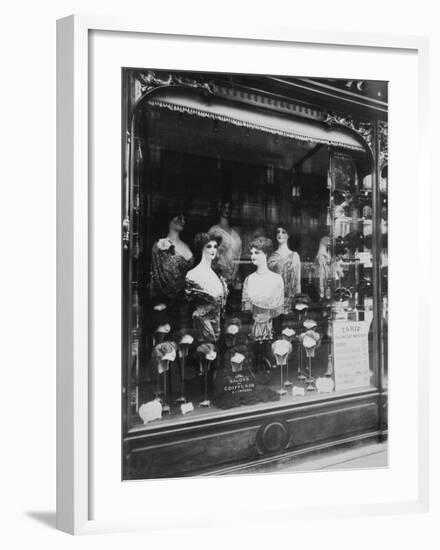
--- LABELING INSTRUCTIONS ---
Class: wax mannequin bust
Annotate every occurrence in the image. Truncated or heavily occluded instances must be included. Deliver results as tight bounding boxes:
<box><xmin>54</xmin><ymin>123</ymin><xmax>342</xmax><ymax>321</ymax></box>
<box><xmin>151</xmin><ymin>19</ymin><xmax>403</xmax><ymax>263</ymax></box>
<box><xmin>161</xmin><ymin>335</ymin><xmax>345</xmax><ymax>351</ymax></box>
<box><xmin>209</xmin><ymin>200</ymin><xmax>242</xmax><ymax>285</ymax></box>
<box><xmin>242</xmin><ymin>237</ymin><xmax>284</xmax><ymax>341</ymax></box>
<box><xmin>333</xmin><ymin>192</ymin><xmax>352</xmax><ymax>239</ymax></box>
<box><xmin>268</xmin><ymin>226</ymin><xmax>301</xmax><ymax>314</ymax></box>
<box><xmin>185</xmin><ymin>233</ymin><xmax>227</xmax><ymax>343</ymax></box>
<box><xmin>151</xmin><ymin>213</ymin><xmax>194</xmax><ymax>300</ymax></box>
<box><xmin>316</xmin><ymin>236</ymin><xmax>332</xmax><ymax>300</ymax></box>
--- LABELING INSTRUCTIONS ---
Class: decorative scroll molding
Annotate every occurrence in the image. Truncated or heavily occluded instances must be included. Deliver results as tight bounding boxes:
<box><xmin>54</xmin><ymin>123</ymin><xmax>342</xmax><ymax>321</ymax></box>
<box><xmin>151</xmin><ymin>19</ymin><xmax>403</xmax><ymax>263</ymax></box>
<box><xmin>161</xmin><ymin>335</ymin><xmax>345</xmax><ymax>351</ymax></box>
<box><xmin>122</xmin><ymin>216</ymin><xmax>130</xmax><ymax>250</ymax></box>
<box><xmin>324</xmin><ymin>113</ymin><xmax>388</xmax><ymax>166</ymax></box>
<box><xmin>136</xmin><ymin>70</ymin><xmax>214</xmax><ymax>99</ymax></box>
<box><xmin>132</xmin><ymin>70</ymin><xmax>386</xmax><ymax>158</ymax></box>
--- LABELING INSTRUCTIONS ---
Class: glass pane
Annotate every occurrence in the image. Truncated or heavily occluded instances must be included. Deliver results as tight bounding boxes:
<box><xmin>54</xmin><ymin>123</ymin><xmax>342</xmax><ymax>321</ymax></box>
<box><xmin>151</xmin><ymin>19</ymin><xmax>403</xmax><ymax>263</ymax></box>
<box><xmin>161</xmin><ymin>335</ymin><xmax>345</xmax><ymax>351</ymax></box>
<box><xmin>327</xmin><ymin>152</ymin><xmax>377</xmax><ymax>392</ymax></box>
<box><xmin>124</xmin><ymin>99</ymin><xmax>380</xmax><ymax>429</ymax></box>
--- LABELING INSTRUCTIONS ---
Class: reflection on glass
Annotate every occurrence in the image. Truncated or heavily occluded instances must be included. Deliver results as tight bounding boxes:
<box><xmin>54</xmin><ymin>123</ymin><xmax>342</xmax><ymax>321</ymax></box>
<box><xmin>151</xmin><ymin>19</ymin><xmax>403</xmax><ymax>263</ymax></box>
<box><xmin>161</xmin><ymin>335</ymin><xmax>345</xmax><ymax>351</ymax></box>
<box><xmin>124</xmin><ymin>105</ymin><xmax>384</xmax><ymax>428</ymax></box>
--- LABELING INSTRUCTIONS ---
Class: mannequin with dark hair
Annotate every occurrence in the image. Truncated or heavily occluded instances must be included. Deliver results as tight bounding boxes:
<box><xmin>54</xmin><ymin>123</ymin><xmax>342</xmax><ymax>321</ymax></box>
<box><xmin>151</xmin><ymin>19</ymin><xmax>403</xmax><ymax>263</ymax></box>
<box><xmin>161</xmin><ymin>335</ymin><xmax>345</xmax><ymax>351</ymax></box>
<box><xmin>151</xmin><ymin>213</ymin><xmax>194</xmax><ymax>301</ymax></box>
<box><xmin>209</xmin><ymin>200</ymin><xmax>242</xmax><ymax>285</ymax></box>
<box><xmin>192</xmin><ymin>232</ymin><xmax>221</xmax><ymax>264</ymax></box>
<box><xmin>185</xmin><ymin>233</ymin><xmax>228</xmax><ymax>343</ymax></box>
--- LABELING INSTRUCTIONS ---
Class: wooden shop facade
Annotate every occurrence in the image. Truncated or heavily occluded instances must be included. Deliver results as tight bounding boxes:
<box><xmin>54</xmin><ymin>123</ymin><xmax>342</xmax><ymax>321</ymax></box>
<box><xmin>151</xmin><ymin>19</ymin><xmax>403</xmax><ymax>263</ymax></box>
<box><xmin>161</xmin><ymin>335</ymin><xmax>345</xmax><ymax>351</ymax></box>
<box><xmin>121</xmin><ymin>68</ymin><xmax>388</xmax><ymax>478</ymax></box>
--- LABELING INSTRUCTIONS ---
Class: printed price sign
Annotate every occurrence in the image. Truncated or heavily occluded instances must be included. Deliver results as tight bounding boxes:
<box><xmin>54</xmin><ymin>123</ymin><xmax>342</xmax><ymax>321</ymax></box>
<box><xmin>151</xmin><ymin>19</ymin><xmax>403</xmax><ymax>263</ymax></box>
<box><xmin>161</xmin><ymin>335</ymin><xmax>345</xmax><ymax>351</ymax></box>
<box><xmin>332</xmin><ymin>320</ymin><xmax>371</xmax><ymax>391</ymax></box>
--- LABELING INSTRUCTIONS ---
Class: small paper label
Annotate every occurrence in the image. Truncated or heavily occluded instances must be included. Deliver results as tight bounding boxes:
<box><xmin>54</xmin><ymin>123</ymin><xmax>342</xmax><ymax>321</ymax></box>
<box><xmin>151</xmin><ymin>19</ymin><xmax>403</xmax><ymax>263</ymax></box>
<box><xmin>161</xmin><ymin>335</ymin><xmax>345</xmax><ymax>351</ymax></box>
<box><xmin>181</xmin><ymin>402</ymin><xmax>194</xmax><ymax>415</ymax></box>
<box><xmin>139</xmin><ymin>400</ymin><xmax>162</xmax><ymax>423</ymax></box>
<box><xmin>316</xmin><ymin>377</ymin><xmax>335</xmax><ymax>393</ymax></box>
<box><xmin>292</xmin><ymin>386</ymin><xmax>305</xmax><ymax>396</ymax></box>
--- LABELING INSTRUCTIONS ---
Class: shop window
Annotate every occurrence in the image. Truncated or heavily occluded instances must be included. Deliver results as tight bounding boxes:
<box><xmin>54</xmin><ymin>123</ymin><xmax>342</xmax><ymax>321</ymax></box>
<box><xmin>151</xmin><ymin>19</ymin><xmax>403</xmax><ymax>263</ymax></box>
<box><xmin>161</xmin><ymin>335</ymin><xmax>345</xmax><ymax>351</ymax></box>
<box><xmin>122</xmin><ymin>75</ymin><xmax>385</xmax><ymax>434</ymax></box>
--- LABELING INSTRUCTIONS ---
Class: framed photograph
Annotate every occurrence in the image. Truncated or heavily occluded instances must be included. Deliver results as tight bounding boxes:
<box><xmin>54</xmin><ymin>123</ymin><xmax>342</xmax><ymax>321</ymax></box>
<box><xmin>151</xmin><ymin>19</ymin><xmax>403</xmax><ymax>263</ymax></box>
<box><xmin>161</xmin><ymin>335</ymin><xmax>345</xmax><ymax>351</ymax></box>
<box><xmin>57</xmin><ymin>15</ymin><xmax>430</xmax><ymax>535</ymax></box>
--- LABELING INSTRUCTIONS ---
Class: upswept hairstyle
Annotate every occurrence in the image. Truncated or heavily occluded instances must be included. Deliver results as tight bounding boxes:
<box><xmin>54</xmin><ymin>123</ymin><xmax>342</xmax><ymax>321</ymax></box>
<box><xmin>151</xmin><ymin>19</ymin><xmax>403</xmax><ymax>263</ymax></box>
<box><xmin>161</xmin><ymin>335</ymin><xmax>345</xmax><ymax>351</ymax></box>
<box><xmin>275</xmin><ymin>225</ymin><xmax>291</xmax><ymax>240</ymax></box>
<box><xmin>249</xmin><ymin>236</ymin><xmax>273</xmax><ymax>257</ymax></box>
<box><xmin>153</xmin><ymin>207</ymin><xmax>186</xmax><ymax>240</ymax></box>
<box><xmin>193</xmin><ymin>232</ymin><xmax>222</xmax><ymax>262</ymax></box>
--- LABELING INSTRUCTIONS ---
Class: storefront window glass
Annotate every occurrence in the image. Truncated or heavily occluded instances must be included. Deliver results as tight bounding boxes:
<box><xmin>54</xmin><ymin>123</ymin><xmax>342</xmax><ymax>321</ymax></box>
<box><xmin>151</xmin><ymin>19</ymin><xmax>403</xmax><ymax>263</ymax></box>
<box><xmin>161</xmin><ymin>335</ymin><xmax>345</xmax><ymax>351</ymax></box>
<box><xmin>123</xmin><ymin>74</ymin><xmax>385</xmax><ymax>431</ymax></box>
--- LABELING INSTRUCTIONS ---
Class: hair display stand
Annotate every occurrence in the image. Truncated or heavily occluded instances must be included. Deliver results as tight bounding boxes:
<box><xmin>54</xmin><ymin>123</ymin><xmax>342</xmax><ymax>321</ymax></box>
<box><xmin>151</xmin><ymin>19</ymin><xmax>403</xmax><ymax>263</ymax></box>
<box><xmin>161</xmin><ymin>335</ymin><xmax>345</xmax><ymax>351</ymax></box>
<box><xmin>225</xmin><ymin>321</ymin><xmax>240</xmax><ymax>348</ymax></box>
<box><xmin>305</xmin><ymin>354</ymin><xmax>316</xmax><ymax>392</ymax></box>
<box><xmin>199</xmin><ymin>358</ymin><xmax>212</xmax><ymax>408</ymax></box>
<box><xmin>161</xmin><ymin>360</ymin><xmax>171</xmax><ymax>413</ymax></box>
<box><xmin>284</xmin><ymin>360</ymin><xmax>293</xmax><ymax>388</ymax></box>
<box><xmin>281</xmin><ymin>328</ymin><xmax>295</xmax><ymax>387</ymax></box>
<box><xmin>278</xmin><ymin>366</ymin><xmax>287</xmax><ymax>395</ymax></box>
<box><xmin>153</xmin><ymin>341</ymin><xmax>177</xmax><ymax>410</ymax></box>
<box><xmin>272</xmin><ymin>340</ymin><xmax>292</xmax><ymax>396</ymax></box>
<box><xmin>256</xmin><ymin>341</ymin><xmax>265</xmax><ymax>371</ymax></box>
<box><xmin>297</xmin><ymin>345</ymin><xmax>307</xmax><ymax>382</ymax></box>
<box><xmin>301</xmin><ymin>331</ymin><xmax>320</xmax><ymax>392</ymax></box>
<box><xmin>295</xmin><ymin>304</ymin><xmax>309</xmax><ymax>381</ymax></box>
<box><xmin>175</xmin><ymin>345</ymin><xmax>189</xmax><ymax>404</ymax></box>
<box><xmin>195</xmin><ymin>344</ymin><xmax>217</xmax><ymax>408</ymax></box>
<box><xmin>153</xmin><ymin>331</ymin><xmax>166</xmax><ymax>398</ymax></box>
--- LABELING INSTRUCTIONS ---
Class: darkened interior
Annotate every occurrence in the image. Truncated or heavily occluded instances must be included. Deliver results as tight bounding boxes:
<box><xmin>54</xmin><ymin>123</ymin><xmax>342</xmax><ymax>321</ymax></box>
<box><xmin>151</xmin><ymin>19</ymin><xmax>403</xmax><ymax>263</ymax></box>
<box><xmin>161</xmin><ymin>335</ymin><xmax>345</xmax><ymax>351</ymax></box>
<box><xmin>127</xmin><ymin>96</ymin><xmax>375</xmax><ymax>423</ymax></box>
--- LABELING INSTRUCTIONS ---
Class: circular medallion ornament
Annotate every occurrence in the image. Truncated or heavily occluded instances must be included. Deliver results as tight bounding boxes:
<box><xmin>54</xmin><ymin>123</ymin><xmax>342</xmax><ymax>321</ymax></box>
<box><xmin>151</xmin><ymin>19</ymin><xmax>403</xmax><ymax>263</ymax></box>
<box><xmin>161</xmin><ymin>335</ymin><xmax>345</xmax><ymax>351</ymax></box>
<box><xmin>257</xmin><ymin>421</ymin><xmax>289</xmax><ymax>454</ymax></box>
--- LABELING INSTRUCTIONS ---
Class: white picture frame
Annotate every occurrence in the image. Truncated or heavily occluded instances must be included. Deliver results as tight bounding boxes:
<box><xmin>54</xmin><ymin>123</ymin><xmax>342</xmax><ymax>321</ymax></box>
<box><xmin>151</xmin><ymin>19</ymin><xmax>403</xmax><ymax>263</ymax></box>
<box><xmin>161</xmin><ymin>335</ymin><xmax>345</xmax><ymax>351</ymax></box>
<box><xmin>57</xmin><ymin>14</ymin><xmax>430</xmax><ymax>535</ymax></box>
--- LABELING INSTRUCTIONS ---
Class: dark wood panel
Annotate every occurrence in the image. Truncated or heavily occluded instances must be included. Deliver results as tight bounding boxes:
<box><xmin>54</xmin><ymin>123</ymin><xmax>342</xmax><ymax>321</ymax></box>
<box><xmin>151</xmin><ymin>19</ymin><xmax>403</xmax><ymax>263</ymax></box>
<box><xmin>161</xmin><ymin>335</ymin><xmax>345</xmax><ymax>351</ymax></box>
<box><xmin>124</xmin><ymin>391</ymin><xmax>385</xmax><ymax>479</ymax></box>
<box><xmin>287</xmin><ymin>402</ymin><xmax>379</xmax><ymax>448</ymax></box>
<box><xmin>130</xmin><ymin>426</ymin><xmax>260</xmax><ymax>478</ymax></box>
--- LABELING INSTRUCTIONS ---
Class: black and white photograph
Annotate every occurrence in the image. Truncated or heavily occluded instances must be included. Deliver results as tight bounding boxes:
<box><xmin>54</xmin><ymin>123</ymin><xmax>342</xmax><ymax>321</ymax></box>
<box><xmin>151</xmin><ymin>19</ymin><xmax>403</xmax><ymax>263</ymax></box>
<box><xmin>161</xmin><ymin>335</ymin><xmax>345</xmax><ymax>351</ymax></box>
<box><xmin>121</xmin><ymin>68</ymin><xmax>388</xmax><ymax>479</ymax></box>
<box><xmin>1</xmin><ymin>0</ymin><xmax>438</xmax><ymax>543</ymax></box>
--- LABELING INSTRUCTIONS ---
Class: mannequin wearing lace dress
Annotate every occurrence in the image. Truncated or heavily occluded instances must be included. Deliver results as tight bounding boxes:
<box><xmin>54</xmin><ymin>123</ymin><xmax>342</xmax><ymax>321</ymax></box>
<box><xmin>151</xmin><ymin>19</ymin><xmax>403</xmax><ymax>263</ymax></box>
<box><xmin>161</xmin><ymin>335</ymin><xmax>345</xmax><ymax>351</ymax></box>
<box><xmin>333</xmin><ymin>194</ymin><xmax>352</xmax><ymax>239</ymax></box>
<box><xmin>242</xmin><ymin>237</ymin><xmax>284</xmax><ymax>342</ymax></box>
<box><xmin>316</xmin><ymin>236</ymin><xmax>332</xmax><ymax>300</ymax></box>
<box><xmin>268</xmin><ymin>226</ymin><xmax>301</xmax><ymax>314</ymax></box>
